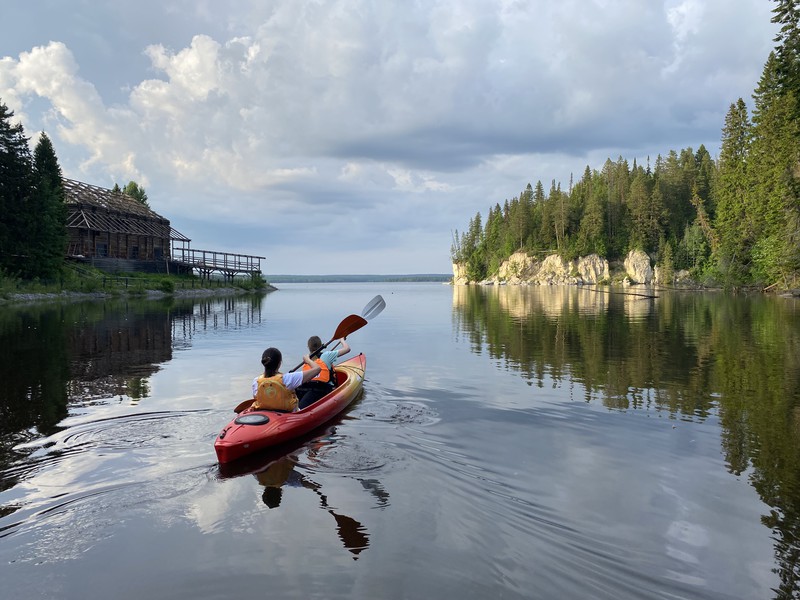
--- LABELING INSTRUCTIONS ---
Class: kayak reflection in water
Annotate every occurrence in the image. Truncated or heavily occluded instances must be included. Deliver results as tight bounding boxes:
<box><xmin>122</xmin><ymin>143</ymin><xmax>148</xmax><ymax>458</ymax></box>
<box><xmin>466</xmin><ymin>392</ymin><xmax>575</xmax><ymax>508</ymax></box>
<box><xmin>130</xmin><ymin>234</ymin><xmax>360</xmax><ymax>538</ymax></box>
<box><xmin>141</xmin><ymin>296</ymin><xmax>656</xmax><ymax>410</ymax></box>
<box><xmin>255</xmin><ymin>452</ymin><xmax>381</xmax><ymax>561</ymax></box>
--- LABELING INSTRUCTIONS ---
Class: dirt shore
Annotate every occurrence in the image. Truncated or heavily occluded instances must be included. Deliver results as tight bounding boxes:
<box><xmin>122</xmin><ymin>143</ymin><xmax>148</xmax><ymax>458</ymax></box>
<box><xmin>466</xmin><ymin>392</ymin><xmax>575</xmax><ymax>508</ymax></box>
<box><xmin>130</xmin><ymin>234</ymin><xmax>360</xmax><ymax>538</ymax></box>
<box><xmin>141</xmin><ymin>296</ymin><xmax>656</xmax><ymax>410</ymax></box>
<box><xmin>0</xmin><ymin>285</ymin><xmax>277</xmax><ymax>306</ymax></box>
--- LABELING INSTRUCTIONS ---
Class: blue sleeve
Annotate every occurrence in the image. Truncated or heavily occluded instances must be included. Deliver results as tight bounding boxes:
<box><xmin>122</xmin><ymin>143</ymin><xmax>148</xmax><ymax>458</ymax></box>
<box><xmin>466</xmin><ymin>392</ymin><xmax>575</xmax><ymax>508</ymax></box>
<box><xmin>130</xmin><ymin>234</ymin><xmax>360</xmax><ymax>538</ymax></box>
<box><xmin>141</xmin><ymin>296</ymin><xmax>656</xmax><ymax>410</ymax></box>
<box><xmin>320</xmin><ymin>350</ymin><xmax>339</xmax><ymax>367</ymax></box>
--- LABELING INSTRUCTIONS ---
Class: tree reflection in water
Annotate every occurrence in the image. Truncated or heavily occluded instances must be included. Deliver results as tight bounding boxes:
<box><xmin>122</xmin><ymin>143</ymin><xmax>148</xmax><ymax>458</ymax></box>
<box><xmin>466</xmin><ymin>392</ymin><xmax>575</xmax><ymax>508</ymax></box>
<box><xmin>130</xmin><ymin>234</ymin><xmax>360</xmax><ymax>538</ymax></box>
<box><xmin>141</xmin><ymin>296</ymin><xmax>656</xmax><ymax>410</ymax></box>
<box><xmin>452</xmin><ymin>285</ymin><xmax>800</xmax><ymax>598</ymax></box>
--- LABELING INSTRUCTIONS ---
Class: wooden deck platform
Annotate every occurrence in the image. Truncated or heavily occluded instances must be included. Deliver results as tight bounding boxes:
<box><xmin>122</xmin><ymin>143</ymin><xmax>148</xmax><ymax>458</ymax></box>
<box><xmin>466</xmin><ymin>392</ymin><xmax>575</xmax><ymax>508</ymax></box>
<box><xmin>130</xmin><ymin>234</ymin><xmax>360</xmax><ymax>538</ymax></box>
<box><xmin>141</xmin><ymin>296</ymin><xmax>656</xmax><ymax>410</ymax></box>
<box><xmin>170</xmin><ymin>247</ymin><xmax>264</xmax><ymax>281</ymax></box>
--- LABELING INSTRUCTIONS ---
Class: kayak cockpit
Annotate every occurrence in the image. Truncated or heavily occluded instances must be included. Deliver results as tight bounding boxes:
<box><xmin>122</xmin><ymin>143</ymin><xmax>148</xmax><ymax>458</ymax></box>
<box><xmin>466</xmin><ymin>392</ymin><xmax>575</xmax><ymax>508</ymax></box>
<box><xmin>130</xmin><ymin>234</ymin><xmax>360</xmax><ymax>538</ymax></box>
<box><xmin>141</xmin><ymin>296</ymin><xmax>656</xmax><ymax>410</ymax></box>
<box><xmin>234</xmin><ymin>413</ymin><xmax>270</xmax><ymax>425</ymax></box>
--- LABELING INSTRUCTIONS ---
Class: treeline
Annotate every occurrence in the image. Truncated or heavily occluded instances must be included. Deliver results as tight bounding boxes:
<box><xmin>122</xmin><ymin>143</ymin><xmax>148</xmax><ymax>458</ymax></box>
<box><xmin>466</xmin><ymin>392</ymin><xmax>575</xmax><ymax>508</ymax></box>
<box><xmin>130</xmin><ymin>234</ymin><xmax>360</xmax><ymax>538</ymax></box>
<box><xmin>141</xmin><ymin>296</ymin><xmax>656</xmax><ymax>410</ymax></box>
<box><xmin>453</xmin><ymin>3</ymin><xmax>800</xmax><ymax>289</ymax></box>
<box><xmin>266</xmin><ymin>274</ymin><xmax>451</xmax><ymax>283</ymax></box>
<box><xmin>0</xmin><ymin>102</ymin><xmax>67</xmax><ymax>279</ymax></box>
<box><xmin>452</xmin><ymin>150</ymin><xmax>714</xmax><ymax>283</ymax></box>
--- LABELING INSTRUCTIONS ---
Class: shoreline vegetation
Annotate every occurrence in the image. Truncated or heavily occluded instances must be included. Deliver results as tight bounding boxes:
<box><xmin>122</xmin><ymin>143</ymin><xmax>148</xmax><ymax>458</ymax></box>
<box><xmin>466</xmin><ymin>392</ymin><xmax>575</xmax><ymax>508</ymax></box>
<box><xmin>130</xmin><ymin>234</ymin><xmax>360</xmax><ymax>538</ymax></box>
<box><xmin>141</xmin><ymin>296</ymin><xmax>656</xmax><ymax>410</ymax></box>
<box><xmin>0</xmin><ymin>267</ymin><xmax>276</xmax><ymax>306</ymax></box>
<box><xmin>0</xmin><ymin>270</ymin><xmax>456</xmax><ymax>305</ymax></box>
<box><xmin>451</xmin><ymin>249</ymin><xmax>800</xmax><ymax>299</ymax></box>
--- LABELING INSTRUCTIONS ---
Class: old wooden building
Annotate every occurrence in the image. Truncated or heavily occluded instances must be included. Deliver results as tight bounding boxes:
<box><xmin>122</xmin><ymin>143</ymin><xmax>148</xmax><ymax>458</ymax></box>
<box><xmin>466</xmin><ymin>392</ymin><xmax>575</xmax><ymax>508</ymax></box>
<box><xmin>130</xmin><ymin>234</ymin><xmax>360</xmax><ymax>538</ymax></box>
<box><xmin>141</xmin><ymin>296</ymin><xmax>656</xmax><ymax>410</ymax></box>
<box><xmin>64</xmin><ymin>178</ymin><xmax>190</xmax><ymax>272</ymax></box>
<box><xmin>63</xmin><ymin>178</ymin><xmax>264</xmax><ymax>279</ymax></box>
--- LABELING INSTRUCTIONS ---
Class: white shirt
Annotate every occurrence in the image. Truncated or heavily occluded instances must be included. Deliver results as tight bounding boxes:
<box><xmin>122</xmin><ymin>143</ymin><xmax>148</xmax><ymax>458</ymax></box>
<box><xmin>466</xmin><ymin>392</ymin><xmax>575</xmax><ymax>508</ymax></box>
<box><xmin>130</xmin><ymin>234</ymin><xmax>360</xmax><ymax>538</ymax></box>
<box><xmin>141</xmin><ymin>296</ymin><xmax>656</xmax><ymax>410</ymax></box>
<box><xmin>251</xmin><ymin>371</ymin><xmax>304</xmax><ymax>397</ymax></box>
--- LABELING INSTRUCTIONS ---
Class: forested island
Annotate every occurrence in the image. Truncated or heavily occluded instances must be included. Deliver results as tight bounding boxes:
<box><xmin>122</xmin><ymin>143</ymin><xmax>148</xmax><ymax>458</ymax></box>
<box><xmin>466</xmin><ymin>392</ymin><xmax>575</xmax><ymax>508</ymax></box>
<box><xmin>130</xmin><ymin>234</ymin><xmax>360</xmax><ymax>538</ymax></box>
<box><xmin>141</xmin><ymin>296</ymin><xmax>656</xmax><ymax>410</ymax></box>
<box><xmin>452</xmin><ymin>4</ymin><xmax>800</xmax><ymax>291</ymax></box>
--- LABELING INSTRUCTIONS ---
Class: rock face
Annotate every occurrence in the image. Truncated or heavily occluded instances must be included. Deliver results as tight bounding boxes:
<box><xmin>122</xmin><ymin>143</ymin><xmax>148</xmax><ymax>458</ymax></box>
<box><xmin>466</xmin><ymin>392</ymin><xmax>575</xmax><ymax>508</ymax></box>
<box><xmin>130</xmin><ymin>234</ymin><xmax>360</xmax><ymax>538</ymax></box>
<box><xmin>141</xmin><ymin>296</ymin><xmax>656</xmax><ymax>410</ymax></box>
<box><xmin>623</xmin><ymin>250</ymin><xmax>653</xmax><ymax>284</ymax></box>
<box><xmin>452</xmin><ymin>252</ymin><xmax>610</xmax><ymax>285</ymax></box>
<box><xmin>529</xmin><ymin>253</ymin><xmax>608</xmax><ymax>285</ymax></box>
<box><xmin>534</xmin><ymin>254</ymin><xmax>571</xmax><ymax>285</ymax></box>
<box><xmin>576</xmin><ymin>254</ymin><xmax>609</xmax><ymax>284</ymax></box>
<box><xmin>452</xmin><ymin>249</ymin><xmax>700</xmax><ymax>287</ymax></box>
<box><xmin>497</xmin><ymin>251</ymin><xmax>536</xmax><ymax>283</ymax></box>
<box><xmin>452</xmin><ymin>262</ymin><xmax>469</xmax><ymax>285</ymax></box>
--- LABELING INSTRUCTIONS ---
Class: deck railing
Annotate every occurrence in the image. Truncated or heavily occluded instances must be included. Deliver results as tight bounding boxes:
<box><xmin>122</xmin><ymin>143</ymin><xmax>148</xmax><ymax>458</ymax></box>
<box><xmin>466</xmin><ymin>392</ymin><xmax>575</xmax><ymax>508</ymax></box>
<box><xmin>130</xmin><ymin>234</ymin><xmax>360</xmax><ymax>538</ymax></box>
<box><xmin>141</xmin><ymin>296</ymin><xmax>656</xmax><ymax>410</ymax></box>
<box><xmin>170</xmin><ymin>247</ymin><xmax>264</xmax><ymax>275</ymax></box>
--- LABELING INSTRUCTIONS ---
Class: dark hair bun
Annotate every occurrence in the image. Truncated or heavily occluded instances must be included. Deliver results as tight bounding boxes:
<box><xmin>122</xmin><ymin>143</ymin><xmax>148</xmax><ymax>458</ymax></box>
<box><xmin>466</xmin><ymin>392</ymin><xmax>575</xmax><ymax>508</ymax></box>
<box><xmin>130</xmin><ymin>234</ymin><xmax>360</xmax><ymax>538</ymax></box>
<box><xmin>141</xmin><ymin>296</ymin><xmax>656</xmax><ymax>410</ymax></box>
<box><xmin>261</xmin><ymin>347</ymin><xmax>282</xmax><ymax>371</ymax></box>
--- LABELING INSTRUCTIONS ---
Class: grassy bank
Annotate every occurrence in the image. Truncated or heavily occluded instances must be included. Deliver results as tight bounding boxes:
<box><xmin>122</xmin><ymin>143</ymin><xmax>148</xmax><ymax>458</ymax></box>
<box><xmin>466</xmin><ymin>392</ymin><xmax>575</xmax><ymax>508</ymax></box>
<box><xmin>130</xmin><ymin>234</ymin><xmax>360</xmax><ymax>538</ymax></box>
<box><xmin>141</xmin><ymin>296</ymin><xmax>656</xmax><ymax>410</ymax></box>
<box><xmin>0</xmin><ymin>264</ymin><xmax>273</xmax><ymax>304</ymax></box>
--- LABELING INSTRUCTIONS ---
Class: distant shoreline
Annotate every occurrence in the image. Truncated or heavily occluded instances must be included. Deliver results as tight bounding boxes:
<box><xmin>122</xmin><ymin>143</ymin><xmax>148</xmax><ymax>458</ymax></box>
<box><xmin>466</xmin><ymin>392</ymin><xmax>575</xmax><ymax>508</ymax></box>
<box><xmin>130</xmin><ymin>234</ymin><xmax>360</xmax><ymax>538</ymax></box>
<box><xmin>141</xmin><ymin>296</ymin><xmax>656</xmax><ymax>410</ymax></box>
<box><xmin>265</xmin><ymin>274</ymin><xmax>451</xmax><ymax>283</ymax></box>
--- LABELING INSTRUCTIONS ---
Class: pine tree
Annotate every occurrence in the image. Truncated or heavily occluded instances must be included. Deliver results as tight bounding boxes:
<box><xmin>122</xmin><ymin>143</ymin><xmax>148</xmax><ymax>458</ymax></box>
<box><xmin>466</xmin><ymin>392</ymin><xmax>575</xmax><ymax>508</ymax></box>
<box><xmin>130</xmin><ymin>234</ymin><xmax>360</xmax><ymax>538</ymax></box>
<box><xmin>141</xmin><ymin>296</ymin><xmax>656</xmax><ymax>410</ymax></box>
<box><xmin>551</xmin><ymin>180</ymin><xmax>567</xmax><ymax>253</ymax></box>
<box><xmin>538</xmin><ymin>183</ymin><xmax>556</xmax><ymax>251</ymax></box>
<box><xmin>715</xmin><ymin>99</ymin><xmax>753</xmax><ymax>281</ymax></box>
<box><xmin>694</xmin><ymin>145</ymin><xmax>717</xmax><ymax>217</ymax></box>
<box><xmin>606</xmin><ymin>157</ymin><xmax>631</xmax><ymax>257</ymax></box>
<box><xmin>577</xmin><ymin>172</ymin><xmax>607</xmax><ymax>257</ymax></box>
<box><xmin>771</xmin><ymin>0</ymin><xmax>800</xmax><ymax>115</ymax></box>
<box><xmin>483</xmin><ymin>204</ymin><xmax>504</xmax><ymax>273</ymax></box>
<box><xmin>628</xmin><ymin>170</ymin><xmax>652</xmax><ymax>251</ymax></box>
<box><xmin>29</xmin><ymin>133</ymin><xmax>67</xmax><ymax>278</ymax></box>
<box><xmin>748</xmin><ymin>53</ymin><xmax>800</xmax><ymax>283</ymax></box>
<box><xmin>464</xmin><ymin>213</ymin><xmax>486</xmax><ymax>281</ymax></box>
<box><xmin>0</xmin><ymin>100</ymin><xmax>33</xmax><ymax>275</ymax></box>
<box><xmin>123</xmin><ymin>181</ymin><xmax>149</xmax><ymax>207</ymax></box>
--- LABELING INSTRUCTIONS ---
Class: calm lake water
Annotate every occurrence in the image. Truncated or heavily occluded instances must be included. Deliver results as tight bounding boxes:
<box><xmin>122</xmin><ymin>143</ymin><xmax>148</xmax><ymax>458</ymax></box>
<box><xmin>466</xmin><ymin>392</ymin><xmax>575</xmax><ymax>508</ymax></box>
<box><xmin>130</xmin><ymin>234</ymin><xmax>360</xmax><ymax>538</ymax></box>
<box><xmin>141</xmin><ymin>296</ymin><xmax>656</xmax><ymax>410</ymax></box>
<box><xmin>1</xmin><ymin>283</ymin><xmax>799</xmax><ymax>599</ymax></box>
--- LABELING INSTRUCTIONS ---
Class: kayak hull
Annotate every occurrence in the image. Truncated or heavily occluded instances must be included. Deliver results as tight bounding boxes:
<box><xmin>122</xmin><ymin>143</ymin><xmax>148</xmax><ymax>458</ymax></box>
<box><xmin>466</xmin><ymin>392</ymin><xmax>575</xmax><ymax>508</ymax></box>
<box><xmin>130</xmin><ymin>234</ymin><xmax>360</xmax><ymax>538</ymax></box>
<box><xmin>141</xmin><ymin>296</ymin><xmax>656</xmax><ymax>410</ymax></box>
<box><xmin>214</xmin><ymin>353</ymin><xmax>366</xmax><ymax>463</ymax></box>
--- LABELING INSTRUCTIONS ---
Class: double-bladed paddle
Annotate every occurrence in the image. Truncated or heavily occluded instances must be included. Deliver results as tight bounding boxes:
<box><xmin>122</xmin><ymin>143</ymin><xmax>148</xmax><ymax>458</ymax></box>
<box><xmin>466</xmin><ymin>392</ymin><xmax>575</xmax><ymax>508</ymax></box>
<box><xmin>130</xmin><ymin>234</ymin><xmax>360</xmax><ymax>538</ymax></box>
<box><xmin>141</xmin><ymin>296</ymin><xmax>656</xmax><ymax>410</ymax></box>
<box><xmin>293</xmin><ymin>294</ymin><xmax>385</xmax><ymax>368</ymax></box>
<box><xmin>288</xmin><ymin>313</ymin><xmax>367</xmax><ymax>372</ymax></box>
<box><xmin>361</xmin><ymin>294</ymin><xmax>386</xmax><ymax>321</ymax></box>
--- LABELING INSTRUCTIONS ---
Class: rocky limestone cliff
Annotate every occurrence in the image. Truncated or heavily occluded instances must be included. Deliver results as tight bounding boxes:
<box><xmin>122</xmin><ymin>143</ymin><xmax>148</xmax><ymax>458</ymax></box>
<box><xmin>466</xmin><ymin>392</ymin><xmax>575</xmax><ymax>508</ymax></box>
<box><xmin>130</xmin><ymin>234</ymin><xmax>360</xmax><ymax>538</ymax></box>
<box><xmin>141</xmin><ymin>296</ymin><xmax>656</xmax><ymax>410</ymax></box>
<box><xmin>452</xmin><ymin>250</ymin><xmax>659</xmax><ymax>286</ymax></box>
<box><xmin>623</xmin><ymin>250</ymin><xmax>653</xmax><ymax>284</ymax></box>
<box><xmin>576</xmin><ymin>254</ymin><xmax>609</xmax><ymax>283</ymax></box>
<box><xmin>533</xmin><ymin>254</ymin><xmax>571</xmax><ymax>284</ymax></box>
<box><xmin>532</xmin><ymin>254</ymin><xmax>610</xmax><ymax>285</ymax></box>
<box><xmin>453</xmin><ymin>252</ymin><xmax>610</xmax><ymax>285</ymax></box>
<box><xmin>452</xmin><ymin>262</ymin><xmax>469</xmax><ymax>285</ymax></box>
<box><xmin>497</xmin><ymin>251</ymin><xmax>537</xmax><ymax>283</ymax></box>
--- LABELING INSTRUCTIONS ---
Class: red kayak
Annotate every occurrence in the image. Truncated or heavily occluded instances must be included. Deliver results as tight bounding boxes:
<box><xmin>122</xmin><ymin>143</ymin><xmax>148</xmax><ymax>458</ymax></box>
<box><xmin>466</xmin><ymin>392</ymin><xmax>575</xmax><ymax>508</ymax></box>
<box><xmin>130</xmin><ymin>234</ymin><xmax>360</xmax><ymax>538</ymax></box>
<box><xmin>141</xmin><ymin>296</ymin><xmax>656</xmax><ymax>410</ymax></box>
<box><xmin>215</xmin><ymin>353</ymin><xmax>366</xmax><ymax>463</ymax></box>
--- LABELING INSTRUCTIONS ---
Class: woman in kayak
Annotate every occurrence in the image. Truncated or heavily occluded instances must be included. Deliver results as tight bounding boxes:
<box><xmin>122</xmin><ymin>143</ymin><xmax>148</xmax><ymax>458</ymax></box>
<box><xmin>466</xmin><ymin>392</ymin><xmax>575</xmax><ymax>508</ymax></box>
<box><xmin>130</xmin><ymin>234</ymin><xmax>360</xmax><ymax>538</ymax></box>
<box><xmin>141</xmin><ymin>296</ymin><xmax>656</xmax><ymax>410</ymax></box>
<box><xmin>251</xmin><ymin>347</ymin><xmax>321</xmax><ymax>412</ymax></box>
<box><xmin>296</xmin><ymin>336</ymin><xmax>351</xmax><ymax>409</ymax></box>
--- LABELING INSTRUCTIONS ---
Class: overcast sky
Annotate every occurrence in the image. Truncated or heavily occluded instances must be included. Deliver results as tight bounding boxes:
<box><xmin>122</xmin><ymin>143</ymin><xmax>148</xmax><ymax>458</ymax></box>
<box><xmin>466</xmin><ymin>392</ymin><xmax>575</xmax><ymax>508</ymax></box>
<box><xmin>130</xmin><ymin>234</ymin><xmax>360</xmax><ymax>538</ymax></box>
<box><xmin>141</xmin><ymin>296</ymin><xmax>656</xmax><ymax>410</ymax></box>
<box><xmin>0</xmin><ymin>1</ymin><xmax>778</xmax><ymax>275</ymax></box>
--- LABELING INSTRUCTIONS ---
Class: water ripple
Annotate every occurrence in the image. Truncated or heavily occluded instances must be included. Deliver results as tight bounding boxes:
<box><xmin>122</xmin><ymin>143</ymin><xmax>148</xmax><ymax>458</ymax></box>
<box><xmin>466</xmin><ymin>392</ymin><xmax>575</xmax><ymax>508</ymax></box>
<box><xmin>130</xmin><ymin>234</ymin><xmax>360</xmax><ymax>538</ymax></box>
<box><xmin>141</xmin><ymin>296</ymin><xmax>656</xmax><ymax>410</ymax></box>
<box><xmin>300</xmin><ymin>438</ymin><xmax>404</xmax><ymax>475</ymax></box>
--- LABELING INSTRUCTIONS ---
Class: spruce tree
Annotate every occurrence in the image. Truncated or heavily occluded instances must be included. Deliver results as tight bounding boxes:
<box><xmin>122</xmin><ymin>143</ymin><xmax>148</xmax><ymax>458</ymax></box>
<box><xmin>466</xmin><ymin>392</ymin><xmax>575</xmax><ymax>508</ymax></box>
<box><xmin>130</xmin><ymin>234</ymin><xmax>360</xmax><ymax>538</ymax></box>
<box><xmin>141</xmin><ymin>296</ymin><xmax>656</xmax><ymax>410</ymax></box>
<box><xmin>694</xmin><ymin>145</ymin><xmax>717</xmax><ymax>216</ymax></box>
<box><xmin>606</xmin><ymin>157</ymin><xmax>631</xmax><ymax>257</ymax></box>
<box><xmin>123</xmin><ymin>181</ymin><xmax>149</xmax><ymax>207</ymax></box>
<box><xmin>30</xmin><ymin>133</ymin><xmax>67</xmax><ymax>279</ymax></box>
<box><xmin>551</xmin><ymin>181</ymin><xmax>567</xmax><ymax>253</ymax></box>
<box><xmin>748</xmin><ymin>54</ymin><xmax>800</xmax><ymax>284</ymax></box>
<box><xmin>658</xmin><ymin>150</ymin><xmax>692</xmax><ymax>242</ymax></box>
<box><xmin>771</xmin><ymin>0</ymin><xmax>800</xmax><ymax>116</ymax></box>
<box><xmin>537</xmin><ymin>183</ymin><xmax>556</xmax><ymax>251</ymax></box>
<box><xmin>577</xmin><ymin>173</ymin><xmax>607</xmax><ymax>257</ymax></box>
<box><xmin>715</xmin><ymin>99</ymin><xmax>753</xmax><ymax>281</ymax></box>
<box><xmin>0</xmin><ymin>100</ymin><xmax>33</xmax><ymax>275</ymax></box>
<box><xmin>628</xmin><ymin>170</ymin><xmax>652</xmax><ymax>251</ymax></box>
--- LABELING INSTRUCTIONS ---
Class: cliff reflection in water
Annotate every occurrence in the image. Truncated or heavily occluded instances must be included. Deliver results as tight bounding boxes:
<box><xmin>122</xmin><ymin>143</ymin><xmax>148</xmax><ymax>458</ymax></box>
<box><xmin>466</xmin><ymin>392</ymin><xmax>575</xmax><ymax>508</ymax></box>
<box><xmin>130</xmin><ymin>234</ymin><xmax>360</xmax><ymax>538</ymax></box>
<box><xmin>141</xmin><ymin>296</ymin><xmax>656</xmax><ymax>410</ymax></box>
<box><xmin>452</xmin><ymin>284</ymin><xmax>800</xmax><ymax>597</ymax></box>
<box><xmin>0</xmin><ymin>296</ymin><xmax>263</xmax><ymax>460</ymax></box>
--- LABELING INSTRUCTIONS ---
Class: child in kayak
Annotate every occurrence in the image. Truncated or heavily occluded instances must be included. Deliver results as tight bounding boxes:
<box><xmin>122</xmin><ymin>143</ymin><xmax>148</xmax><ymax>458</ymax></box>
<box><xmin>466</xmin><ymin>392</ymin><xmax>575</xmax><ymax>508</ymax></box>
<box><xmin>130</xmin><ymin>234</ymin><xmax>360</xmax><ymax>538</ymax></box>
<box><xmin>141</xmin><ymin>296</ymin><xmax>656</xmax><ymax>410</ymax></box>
<box><xmin>296</xmin><ymin>336</ymin><xmax>351</xmax><ymax>409</ymax></box>
<box><xmin>251</xmin><ymin>347</ymin><xmax>321</xmax><ymax>412</ymax></box>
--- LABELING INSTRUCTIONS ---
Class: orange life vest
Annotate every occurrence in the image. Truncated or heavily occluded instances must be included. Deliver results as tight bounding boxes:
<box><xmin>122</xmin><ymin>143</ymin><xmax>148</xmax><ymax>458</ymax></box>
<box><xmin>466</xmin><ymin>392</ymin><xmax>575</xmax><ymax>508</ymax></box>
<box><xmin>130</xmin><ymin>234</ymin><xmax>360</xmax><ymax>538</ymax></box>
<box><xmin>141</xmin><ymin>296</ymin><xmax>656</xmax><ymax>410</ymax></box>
<box><xmin>252</xmin><ymin>374</ymin><xmax>298</xmax><ymax>412</ymax></box>
<box><xmin>302</xmin><ymin>357</ymin><xmax>332</xmax><ymax>384</ymax></box>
